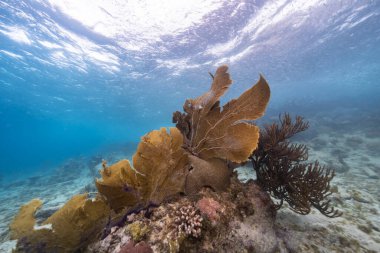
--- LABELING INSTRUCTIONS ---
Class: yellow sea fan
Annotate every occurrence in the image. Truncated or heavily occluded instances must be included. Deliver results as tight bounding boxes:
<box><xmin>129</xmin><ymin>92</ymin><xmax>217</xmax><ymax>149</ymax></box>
<box><xmin>174</xmin><ymin>66</ymin><xmax>270</xmax><ymax>163</ymax></box>
<box><xmin>9</xmin><ymin>199</ymin><xmax>42</xmax><ymax>240</ymax></box>
<box><xmin>10</xmin><ymin>194</ymin><xmax>110</xmax><ymax>253</ymax></box>
<box><xmin>96</xmin><ymin>127</ymin><xmax>188</xmax><ymax>212</ymax></box>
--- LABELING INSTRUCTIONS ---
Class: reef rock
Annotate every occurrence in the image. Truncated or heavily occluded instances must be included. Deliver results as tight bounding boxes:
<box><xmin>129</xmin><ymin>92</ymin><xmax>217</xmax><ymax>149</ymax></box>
<box><xmin>88</xmin><ymin>176</ymin><xmax>288</xmax><ymax>253</ymax></box>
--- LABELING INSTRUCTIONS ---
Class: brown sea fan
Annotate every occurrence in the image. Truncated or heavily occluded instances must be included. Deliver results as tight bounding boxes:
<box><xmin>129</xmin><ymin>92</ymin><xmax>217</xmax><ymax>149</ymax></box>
<box><xmin>96</xmin><ymin>127</ymin><xmax>188</xmax><ymax>212</ymax></box>
<box><xmin>174</xmin><ymin>66</ymin><xmax>270</xmax><ymax>163</ymax></box>
<box><xmin>174</xmin><ymin>65</ymin><xmax>271</xmax><ymax>194</ymax></box>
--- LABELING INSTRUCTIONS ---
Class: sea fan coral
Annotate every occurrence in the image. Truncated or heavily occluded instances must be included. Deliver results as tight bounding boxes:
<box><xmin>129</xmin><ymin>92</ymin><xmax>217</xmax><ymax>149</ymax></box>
<box><xmin>174</xmin><ymin>65</ymin><xmax>270</xmax><ymax>194</ymax></box>
<box><xmin>10</xmin><ymin>194</ymin><xmax>111</xmax><ymax>253</ymax></box>
<box><xmin>96</xmin><ymin>127</ymin><xmax>188</xmax><ymax>213</ymax></box>
<box><xmin>250</xmin><ymin>113</ymin><xmax>342</xmax><ymax>218</ymax></box>
<box><xmin>9</xmin><ymin>199</ymin><xmax>42</xmax><ymax>240</ymax></box>
<box><xmin>174</xmin><ymin>65</ymin><xmax>270</xmax><ymax>162</ymax></box>
<box><xmin>98</xmin><ymin>65</ymin><xmax>271</xmax><ymax>205</ymax></box>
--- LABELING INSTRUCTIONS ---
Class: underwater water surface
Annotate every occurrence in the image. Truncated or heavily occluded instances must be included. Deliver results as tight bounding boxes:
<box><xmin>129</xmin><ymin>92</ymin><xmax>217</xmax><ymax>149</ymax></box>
<box><xmin>0</xmin><ymin>0</ymin><xmax>380</xmax><ymax>252</ymax></box>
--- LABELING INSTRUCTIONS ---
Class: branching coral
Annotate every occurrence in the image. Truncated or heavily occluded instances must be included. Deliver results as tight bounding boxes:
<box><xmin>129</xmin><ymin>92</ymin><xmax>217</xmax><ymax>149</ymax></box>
<box><xmin>172</xmin><ymin>204</ymin><xmax>203</xmax><ymax>238</ymax></box>
<box><xmin>250</xmin><ymin>113</ymin><xmax>342</xmax><ymax>218</ymax></box>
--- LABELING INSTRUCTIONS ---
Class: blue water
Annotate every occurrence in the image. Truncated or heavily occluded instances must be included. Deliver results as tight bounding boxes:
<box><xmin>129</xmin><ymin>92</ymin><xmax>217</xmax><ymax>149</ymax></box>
<box><xmin>0</xmin><ymin>0</ymin><xmax>379</xmax><ymax>181</ymax></box>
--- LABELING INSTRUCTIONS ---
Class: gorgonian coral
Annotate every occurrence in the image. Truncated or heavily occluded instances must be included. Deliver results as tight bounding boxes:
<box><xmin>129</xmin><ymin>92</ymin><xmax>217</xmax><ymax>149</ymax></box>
<box><xmin>250</xmin><ymin>113</ymin><xmax>342</xmax><ymax>218</ymax></box>
<box><xmin>173</xmin><ymin>65</ymin><xmax>270</xmax><ymax>163</ymax></box>
<box><xmin>96</xmin><ymin>127</ymin><xmax>188</xmax><ymax>213</ymax></box>
<box><xmin>174</xmin><ymin>65</ymin><xmax>270</xmax><ymax>194</ymax></box>
<box><xmin>11</xmin><ymin>194</ymin><xmax>110</xmax><ymax>253</ymax></box>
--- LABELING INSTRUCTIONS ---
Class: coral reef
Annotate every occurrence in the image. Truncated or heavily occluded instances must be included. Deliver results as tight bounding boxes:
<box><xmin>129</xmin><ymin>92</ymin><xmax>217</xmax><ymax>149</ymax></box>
<box><xmin>95</xmin><ymin>65</ymin><xmax>270</xmax><ymax>214</ymax></box>
<box><xmin>86</xmin><ymin>225</ymin><xmax>131</xmax><ymax>253</ymax></box>
<box><xmin>127</xmin><ymin>221</ymin><xmax>150</xmax><ymax>242</ymax></box>
<box><xmin>4</xmin><ymin>107</ymin><xmax>380</xmax><ymax>252</ymax></box>
<box><xmin>10</xmin><ymin>65</ymin><xmax>271</xmax><ymax>253</ymax></box>
<box><xmin>87</xmin><ymin>176</ymin><xmax>283</xmax><ymax>253</ymax></box>
<box><xmin>250</xmin><ymin>113</ymin><xmax>342</xmax><ymax>217</ymax></box>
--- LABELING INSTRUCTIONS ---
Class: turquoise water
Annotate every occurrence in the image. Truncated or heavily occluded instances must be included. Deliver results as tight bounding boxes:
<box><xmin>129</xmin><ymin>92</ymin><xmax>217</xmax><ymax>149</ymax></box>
<box><xmin>1</xmin><ymin>1</ymin><xmax>379</xmax><ymax>177</ymax></box>
<box><xmin>1</xmin><ymin>0</ymin><xmax>380</xmax><ymax>251</ymax></box>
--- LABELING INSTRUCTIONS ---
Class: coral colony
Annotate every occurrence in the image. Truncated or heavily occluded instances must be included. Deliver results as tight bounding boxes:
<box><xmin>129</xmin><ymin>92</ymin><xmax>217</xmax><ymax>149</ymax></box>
<box><xmin>250</xmin><ymin>114</ymin><xmax>342</xmax><ymax>217</ymax></box>
<box><xmin>10</xmin><ymin>66</ymin><xmax>340</xmax><ymax>252</ymax></box>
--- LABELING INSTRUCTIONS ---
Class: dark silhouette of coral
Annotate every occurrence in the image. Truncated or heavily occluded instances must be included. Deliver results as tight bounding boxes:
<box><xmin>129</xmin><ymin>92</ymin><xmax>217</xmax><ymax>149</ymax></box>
<box><xmin>250</xmin><ymin>113</ymin><xmax>342</xmax><ymax>218</ymax></box>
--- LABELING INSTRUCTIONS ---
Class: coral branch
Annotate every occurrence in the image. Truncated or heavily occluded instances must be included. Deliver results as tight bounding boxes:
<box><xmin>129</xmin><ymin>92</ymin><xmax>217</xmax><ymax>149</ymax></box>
<box><xmin>250</xmin><ymin>113</ymin><xmax>342</xmax><ymax>218</ymax></box>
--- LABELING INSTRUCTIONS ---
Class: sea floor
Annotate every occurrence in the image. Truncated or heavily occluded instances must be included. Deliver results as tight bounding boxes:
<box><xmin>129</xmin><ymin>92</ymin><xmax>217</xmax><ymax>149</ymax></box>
<box><xmin>0</xmin><ymin>109</ymin><xmax>379</xmax><ymax>252</ymax></box>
